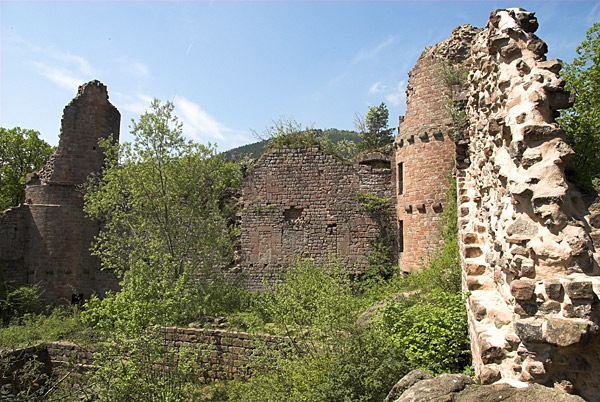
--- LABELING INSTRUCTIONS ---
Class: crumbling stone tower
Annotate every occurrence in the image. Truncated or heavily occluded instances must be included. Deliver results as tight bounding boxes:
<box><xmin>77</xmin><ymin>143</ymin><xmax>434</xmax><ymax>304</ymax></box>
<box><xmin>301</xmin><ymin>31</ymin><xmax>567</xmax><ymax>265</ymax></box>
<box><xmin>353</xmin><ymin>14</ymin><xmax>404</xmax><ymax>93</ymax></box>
<box><xmin>394</xmin><ymin>25</ymin><xmax>480</xmax><ymax>271</ymax></box>
<box><xmin>0</xmin><ymin>80</ymin><xmax>120</xmax><ymax>304</ymax></box>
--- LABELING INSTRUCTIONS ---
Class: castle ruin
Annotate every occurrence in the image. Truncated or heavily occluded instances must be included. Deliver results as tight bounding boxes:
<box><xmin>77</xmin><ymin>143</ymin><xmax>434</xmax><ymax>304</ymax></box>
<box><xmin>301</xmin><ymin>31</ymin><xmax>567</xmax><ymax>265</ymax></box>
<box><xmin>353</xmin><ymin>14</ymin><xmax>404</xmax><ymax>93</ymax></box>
<box><xmin>1</xmin><ymin>8</ymin><xmax>600</xmax><ymax>400</ymax></box>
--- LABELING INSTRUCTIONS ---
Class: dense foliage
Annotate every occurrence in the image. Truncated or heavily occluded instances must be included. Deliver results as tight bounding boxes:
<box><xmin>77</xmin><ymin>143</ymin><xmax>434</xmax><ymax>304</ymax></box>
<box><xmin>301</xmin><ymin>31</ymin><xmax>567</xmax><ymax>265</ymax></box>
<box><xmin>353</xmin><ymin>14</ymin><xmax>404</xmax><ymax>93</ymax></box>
<box><xmin>355</xmin><ymin>102</ymin><xmax>395</xmax><ymax>151</ymax></box>
<box><xmin>0</xmin><ymin>127</ymin><xmax>53</xmax><ymax>211</ymax></box>
<box><xmin>1</xmin><ymin>102</ymin><xmax>469</xmax><ymax>401</ymax></box>
<box><xmin>82</xmin><ymin>99</ymin><xmax>244</xmax><ymax>336</ymax></box>
<box><xmin>558</xmin><ymin>22</ymin><xmax>600</xmax><ymax>191</ymax></box>
<box><xmin>227</xmin><ymin>261</ymin><xmax>408</xmax><ymax>402</ymax></box>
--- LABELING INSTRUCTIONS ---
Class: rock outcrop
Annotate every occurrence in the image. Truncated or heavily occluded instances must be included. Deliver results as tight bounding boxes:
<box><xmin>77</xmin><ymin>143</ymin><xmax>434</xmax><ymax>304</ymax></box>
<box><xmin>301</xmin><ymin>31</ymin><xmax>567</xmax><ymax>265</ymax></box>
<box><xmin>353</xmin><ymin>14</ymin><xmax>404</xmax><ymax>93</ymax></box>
<box><xmin>389</xmin><ymin>370</ymin><xmax>585</xmax><ymax>402</ymax></box>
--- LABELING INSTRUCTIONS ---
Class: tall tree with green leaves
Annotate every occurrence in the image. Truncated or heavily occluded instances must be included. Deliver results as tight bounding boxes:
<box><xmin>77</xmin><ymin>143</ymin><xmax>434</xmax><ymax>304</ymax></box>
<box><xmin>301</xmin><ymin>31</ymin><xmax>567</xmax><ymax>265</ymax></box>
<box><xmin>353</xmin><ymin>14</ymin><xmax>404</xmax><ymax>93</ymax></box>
<box><xmin>82</xmin><ymin>99</ymin><xmax>242</xmax><ymax>335</ymax></box>
<box><xmin>0</xmin><ymin>127</ymin><xmax>53</xmax><ymax>211</ymax></box>
<box><xmin>558</xmin><ymin>22</ymin><xmax>600</xmax><ymax>191</ymax></box>
<box><xmin>355</xmin><ymin>102</ymin><xmax>395</xmax><ymax>151</ymax></box>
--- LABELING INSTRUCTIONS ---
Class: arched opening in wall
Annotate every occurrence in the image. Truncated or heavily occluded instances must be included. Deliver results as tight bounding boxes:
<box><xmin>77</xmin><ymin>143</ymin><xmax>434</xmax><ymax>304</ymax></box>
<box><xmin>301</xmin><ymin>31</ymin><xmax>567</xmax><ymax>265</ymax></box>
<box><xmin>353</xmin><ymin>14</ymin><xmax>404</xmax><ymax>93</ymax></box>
<box><xmin>398</xmin><ymin>220</ymin><xmax>404</xmax><ymax>252</ymax></box>
<box><xmin>397</xmin><ymin>162</ymin><xmax>404</xmax><ymax>194</ymax></box>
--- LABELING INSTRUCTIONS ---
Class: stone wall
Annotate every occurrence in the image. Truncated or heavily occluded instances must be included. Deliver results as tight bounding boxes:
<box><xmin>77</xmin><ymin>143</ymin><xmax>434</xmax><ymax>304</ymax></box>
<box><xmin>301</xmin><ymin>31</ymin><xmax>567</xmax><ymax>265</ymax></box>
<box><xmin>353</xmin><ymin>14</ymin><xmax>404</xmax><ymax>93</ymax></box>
<box><xmin>0</xmin><ymin>206</ymin><xmax>29</xmax><ymax>287</ymax></box>
<box><xmin>237</xmin><ymin>147</ymin><xmax>396</xmax><ymax>289</ymax></box>
<box><xmin>43</xmin><ymin>328</ymin><xmax>289</xmax><ymax>382</ymax></box>
<box><xmin>457</xmin><ymin>9</ymin><xmax>600</xmax><ymax>400</ymax></box>
<box><xmin>0</xmin><ymin>81</ymin><xmax>121</xmax><ymax>304</ymax></box>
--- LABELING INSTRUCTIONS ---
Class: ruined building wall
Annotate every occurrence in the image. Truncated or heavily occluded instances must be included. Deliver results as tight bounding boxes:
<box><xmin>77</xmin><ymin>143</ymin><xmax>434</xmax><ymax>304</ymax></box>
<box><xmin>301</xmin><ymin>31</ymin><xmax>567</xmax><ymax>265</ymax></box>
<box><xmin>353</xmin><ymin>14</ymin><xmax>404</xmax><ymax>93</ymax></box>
<box><xmin>237</xmin><ymin>147</ymin><xmax>395</xmax><ymax>289</ymax></box>
<box><xmin>0</xmin><ymin>81</ymin><xmax>121</xmax><ymax>304</ymax></box>
<box><xmin>394</xmin><ymin>25</ymin><xmax>480</xmax><ymax>272</ymax></box>
<box><xmin>458</xmin><ymin>9</ymin><xmax>600</xmax><ymax>399</ymax></box>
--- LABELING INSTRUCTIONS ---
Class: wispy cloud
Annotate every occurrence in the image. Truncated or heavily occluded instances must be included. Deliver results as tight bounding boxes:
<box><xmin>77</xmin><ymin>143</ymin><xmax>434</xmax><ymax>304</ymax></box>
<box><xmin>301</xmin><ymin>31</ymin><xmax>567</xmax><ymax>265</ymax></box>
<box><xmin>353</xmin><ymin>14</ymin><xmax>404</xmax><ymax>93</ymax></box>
<box><xmin>113</xmin><ymin>92</ymin><xmax>154</xmax><ymax>115</ymax></box>
<box><xmin>9</xmin><ymin>34</ymin><xmax>96</xmax><ymax>92</ymax></box>
<box><xmin>174</xmin><ymin>95</ymin><xmax>232</xmax><ymax>142</ymax></box>
<box><xmin>369</xmin><ymin>81</ymin><xmax>386</xmax><ymax>94</ymax></box>
<box><xmin>32</xmin><ymin>62</ymin><xmax>85</xmax><ymax>92</ymax></box>
<box><xmin>353</xmin><ymin>36</ymin><xmax>396</xmax><ymax>64</ymax></box>
<box><xmin>385</xmin><ymin>80</ymin><xmax>407</xmax><ymax>107</ymax></box>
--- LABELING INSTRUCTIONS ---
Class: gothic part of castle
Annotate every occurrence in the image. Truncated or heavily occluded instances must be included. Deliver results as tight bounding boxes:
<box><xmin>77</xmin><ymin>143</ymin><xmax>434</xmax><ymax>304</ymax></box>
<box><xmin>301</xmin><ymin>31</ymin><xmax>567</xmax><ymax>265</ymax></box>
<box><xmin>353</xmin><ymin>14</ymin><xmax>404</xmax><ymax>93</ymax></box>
<box><xmin>1</xmin><ymin>8</ymin><xmax>600</xmax><ymax>399</ymax></box>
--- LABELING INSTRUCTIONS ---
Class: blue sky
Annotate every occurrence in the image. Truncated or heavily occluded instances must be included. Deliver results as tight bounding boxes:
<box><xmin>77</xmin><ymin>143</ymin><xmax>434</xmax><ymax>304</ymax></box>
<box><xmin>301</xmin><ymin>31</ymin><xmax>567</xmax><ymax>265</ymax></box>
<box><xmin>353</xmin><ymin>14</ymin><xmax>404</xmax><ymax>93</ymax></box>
<box><xmin>1</xmin><ymin>1</ymin><xmax>598</xmax><ymax>151</ymax></box>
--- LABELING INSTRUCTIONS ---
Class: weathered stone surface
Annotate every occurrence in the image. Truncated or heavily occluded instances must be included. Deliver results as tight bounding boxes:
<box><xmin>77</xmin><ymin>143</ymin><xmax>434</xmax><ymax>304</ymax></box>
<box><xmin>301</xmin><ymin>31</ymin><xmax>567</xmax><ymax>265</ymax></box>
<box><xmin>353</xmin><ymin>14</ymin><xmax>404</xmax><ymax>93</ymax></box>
<box><xmin>515</xmin><ymin>320</ymin><xmax>544</xmax><ymax>343</ymax></box>
<box><xmin>565</xmin><ymin>281</ymin><xmax>595</xmax><ymax>301</ymax></box>
<box><xmin>394</xmin><ymin>374</ymin><xmax>474</xmax><ymax>402</ymax></box>
<box><xmin>391</xmin><ymin>373</ymin><xmax>585</xmax><ymax>402</ymax></box>
<box><xmin>384</xmin><ymin>370</ymin><xmax>433</xmax><ymax>402</ymax></box>
<box><xmin>510</xmin><ymin>280</ymin><xmax>535</xmax><ymax>301</ymax></box>
<box><xmin>453</xmin><ymin>383</ymin><xmax>585</xmax><ymax>402</ymax></box>
<box><xmin>545</xmin><ymin>317</ymin><xmax>589</xmax><ymax>347</ymax></box>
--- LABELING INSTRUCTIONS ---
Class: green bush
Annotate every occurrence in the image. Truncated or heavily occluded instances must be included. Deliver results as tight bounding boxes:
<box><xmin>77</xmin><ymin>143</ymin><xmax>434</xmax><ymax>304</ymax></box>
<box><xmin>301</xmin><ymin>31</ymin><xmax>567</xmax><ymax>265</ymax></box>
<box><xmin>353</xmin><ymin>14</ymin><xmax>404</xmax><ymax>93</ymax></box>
<box><xmin>226</xmin><ymin>261</ymin><xmax>408</xmax><ymax>402</ymax></box>
<box><xmin>381</xmin><ymin>290</ymin><xmax>469</xmax><ymax>374</ymax></box>
<box><xmin>0</xmin><ymin>282</ymin><xmax>42</xmax><ymax>326</ymax></box>
<box><xmin>0</xmin><ymin>307</ymin><xmax>84</xmax><ymax>349</ymax></box>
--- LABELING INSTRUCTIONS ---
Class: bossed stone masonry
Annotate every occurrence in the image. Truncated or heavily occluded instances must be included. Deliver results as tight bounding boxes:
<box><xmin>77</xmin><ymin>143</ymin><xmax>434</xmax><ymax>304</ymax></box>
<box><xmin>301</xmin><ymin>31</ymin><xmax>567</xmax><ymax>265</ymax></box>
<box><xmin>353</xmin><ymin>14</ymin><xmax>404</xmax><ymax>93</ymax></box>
<box><xmin>457</xmin><ymin>9</ymin><xmax>600</xmax><ymax>400</ymax></box>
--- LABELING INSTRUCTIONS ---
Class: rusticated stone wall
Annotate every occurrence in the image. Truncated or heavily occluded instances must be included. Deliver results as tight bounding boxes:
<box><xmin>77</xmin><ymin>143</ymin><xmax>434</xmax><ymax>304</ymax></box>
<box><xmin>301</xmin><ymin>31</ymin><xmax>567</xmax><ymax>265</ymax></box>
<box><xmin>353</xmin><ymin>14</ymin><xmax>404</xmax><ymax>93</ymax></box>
<box><xmin>458</xmin><ymin>9</ymin><xmax>600</xmax><ymax>400</ymax></box>
<box><xmin>394</xmin><ymin>25</ymin><xmax>480</xmax><ymax>272</ymax></box>
<box><xmin>237</xmin><ymin>147</ymin><xmax>396</xmax><ymax>289</ymax></box>
<box><xmin>0</xmin><ymin>81</ymin><xmax>121</xmax><ymax>304</ymax></box>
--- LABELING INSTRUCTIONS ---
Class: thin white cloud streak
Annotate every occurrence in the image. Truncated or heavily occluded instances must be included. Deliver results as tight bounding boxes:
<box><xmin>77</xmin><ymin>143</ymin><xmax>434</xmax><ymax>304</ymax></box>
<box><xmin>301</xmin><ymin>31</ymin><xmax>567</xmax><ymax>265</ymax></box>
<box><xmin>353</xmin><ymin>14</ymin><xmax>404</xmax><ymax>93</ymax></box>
<box><xmin>353</xmin><ymin>36</ymin><xmax>396</xmax><ymax>64</ymax></box>
<box><xmin>32</xmin><ymin>62</ymin><xmax>85</xmax><ymax>93</ymax></box>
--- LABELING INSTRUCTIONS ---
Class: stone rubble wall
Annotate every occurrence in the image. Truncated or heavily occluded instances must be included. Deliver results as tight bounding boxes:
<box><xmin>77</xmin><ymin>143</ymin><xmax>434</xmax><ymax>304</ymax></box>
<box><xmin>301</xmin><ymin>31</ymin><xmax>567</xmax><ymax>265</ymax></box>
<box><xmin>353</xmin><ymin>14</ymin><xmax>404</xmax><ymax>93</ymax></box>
<box><xmin>458</xmin><ymin>8</ymin><xmax>600</xmax><ymax>400</ymax></box>
<box><xmin>394</xmin><ymin>25</ymin><xmax>480</xmax><ymax>271</ymax></box>
<box><xmin>41</xmin><ymin>328</ymin><xmax>289</xmax><ymax>383</ymax></box>
<box><xmin>237</xmin><ymin>147</ymin><xmax>396</xmax><ymax>289</ymax></box>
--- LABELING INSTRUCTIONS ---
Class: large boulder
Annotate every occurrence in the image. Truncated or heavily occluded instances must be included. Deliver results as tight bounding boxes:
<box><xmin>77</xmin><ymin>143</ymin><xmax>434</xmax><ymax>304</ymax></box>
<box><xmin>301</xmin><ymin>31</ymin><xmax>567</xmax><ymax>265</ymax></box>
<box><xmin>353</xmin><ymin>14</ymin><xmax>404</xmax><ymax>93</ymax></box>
<box><xmin>389</xmin><ymin>371</ymin><xmax>586</xmax><ymax>402</ymax></box>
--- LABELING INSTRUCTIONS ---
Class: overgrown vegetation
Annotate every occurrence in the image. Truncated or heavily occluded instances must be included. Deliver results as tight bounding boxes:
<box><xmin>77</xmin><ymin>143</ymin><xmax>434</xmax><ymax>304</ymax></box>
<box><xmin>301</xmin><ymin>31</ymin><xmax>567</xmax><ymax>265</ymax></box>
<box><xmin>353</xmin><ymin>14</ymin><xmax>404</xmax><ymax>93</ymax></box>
<box><xmin>357</xmin><ymin>191</ymin><xmax>391</xmax><ymax>213</ymax></box>
<box><xmin>558</xmin><ymin>22</ymin><xmax>600</xmax><ymax>192</ymax></box>
<box><xmin>252</xmin><ymin>117</ymin><xmax>362</xmax><ymax>162</ymax></box>
<box><xmin>0</xmin><ymin>127</ymin><xmax>54</xmax><ymax>212</ymax></box>
<box><xmin>1</xmin><ymin>100</ymin><xmax>468</xmax><ymax>401</ymax></box>
<box><xmin>435</xmin><ymin>58</ymin><xmax>469</xmax><ymax>135</ymax></box>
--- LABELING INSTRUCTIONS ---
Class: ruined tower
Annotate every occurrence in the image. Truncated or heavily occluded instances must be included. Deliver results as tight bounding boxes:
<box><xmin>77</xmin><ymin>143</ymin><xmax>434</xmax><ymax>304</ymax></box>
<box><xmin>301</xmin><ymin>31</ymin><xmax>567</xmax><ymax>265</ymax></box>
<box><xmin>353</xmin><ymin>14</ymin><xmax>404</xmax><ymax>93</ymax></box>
<box><xmin>394</xmin><ymin>25</ymin><xmax>481</xmax><ymax>271</ymax></box>
<box><xmin>0</xmin><ymin>80</ymin><xmax>121</xmax><ymax>304</ymax></box>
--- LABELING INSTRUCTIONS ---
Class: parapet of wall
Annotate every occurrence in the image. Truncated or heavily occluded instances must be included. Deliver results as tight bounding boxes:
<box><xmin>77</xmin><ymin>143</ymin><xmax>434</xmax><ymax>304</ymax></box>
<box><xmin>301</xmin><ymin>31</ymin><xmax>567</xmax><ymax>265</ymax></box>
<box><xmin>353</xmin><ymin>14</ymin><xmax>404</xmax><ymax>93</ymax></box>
<box><xmin>394</xmin><ymin>25</ymin><xmax>480</xmax><ymax>272</ymax></box>
<box><xmin>0</xmin><ymin>80</ymin><xmax>121</xmax><ymax>304</ymax></box>
<box><xmin>237</xmin><ymin>147</ymin><xmax>396</xmax><ymax>289</ymax></box>
<box><xmin>458</xmin><ymin>9</ymin><xmax>600</xmax><ymax>399</ymax></box>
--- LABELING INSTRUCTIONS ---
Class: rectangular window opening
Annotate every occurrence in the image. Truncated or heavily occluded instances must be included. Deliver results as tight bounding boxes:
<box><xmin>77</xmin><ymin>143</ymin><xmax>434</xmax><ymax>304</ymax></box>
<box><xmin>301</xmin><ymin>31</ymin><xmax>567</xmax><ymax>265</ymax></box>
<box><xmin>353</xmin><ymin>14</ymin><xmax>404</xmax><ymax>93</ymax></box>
<box><xmin>397</xmin><ymin>162</ymin><xmax>404</xmax><ymax>195</ymax></box>
<box><xmin>398</xmin><ymin>220</ymin><xmax>404</xmax><ymax>253</ymax></box>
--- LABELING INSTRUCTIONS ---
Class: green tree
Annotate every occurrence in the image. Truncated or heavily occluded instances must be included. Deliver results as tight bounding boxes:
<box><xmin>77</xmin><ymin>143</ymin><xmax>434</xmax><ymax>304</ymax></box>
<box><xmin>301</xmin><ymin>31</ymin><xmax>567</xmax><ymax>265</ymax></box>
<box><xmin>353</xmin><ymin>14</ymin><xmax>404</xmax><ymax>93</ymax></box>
<box><xmin>0</xmin><ymin>127</ymin><xmax>53</xmax><ymax>211</ymax></box>
<box><xmin>355</xmin><ymin>102</ymin><xmax>395</xmax><ymax>151</ymax></box>
<box><xmin>82</xmin><ymin>99</ymin><xmax>242</xmax><ymax>335</ymax></box>
<box><xmin>558</xmin><ymin>22</ymin><xmax>600</xmax><ymax>191</ymax></box>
